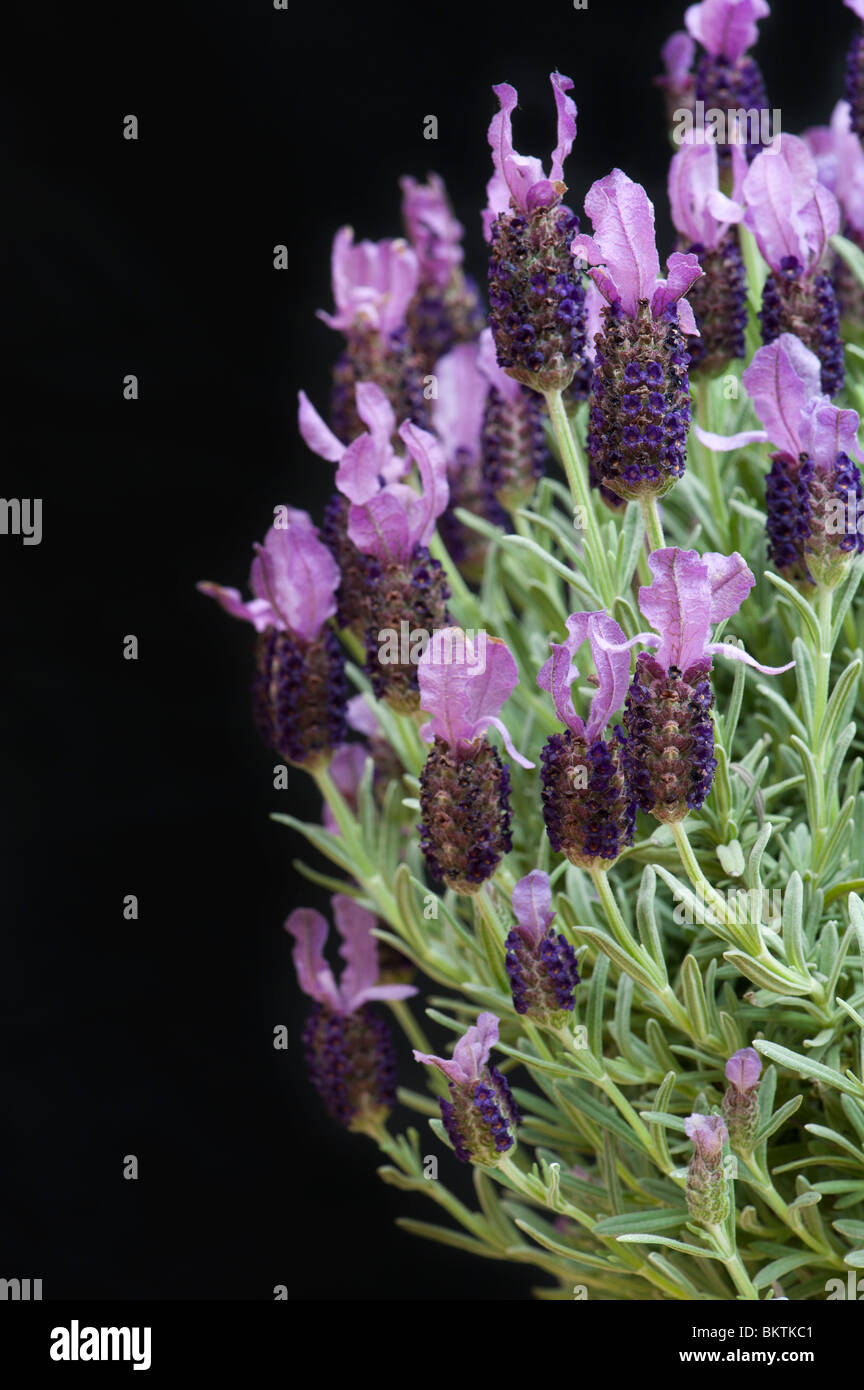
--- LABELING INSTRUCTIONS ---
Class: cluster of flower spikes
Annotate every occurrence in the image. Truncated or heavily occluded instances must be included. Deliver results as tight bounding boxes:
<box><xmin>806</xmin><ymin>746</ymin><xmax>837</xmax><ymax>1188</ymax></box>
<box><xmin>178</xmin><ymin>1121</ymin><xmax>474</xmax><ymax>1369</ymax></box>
<box><xmin>416</xmin><ymin>630</ymin><xmax>534</xmax><ymax>894</ymax></box>
<box><xmin>845</xmin><ymin>0</ymin><xmax>864</xmax><ymax>137</ymax></box>
<box><xmin>743</xmin><ymin>136</ymin><xmax>845</xmax><ymax>397</ymax></box>
<box><xmin>483</xmin><ymin>74</ymin><xmax>590</xmax><ymax>397</ymax></box>
<box><xmin>286</xmin><ymin>899</ymin><xmax>417</xmax><ymax>1133</ymax></box>
<box><xmin>572</xmin><ymin>169</ymin><xmax>702</xmax><ymax>502</ymax></box>
<box><xmin>320</xmin><ymin>228</ymin><xmax>431</xmax><ymax>442</ymax></box>
<box><xmin>537</xmin><ymin>611</ymin><xmax>636</xmax><ymax>867</ymax></box>
<box><xmin>620</xmin><ymin>549</ymin><xmax>793</xmax><ymax>823</ymax></box>
<box><xmin>504</xmin><ymin>871</ymin><xmax>581</xmax><ymax>1024</ymax></box>
<box><xmin>197</xmin><ymin>509</ymin><xmax>347</xmax><ymax>770</ymax></box>
<box><xmin>686</xmin><ymin>0</ymin><xmax>772</xmax><ymax>161</ymax></box>
<box><xmin>668</xmin><ymin>138</ymin><xmax>748</xmax><ymax>376</ymax></box>
<box><xmin>299</xmin><ymin>382</ymin><xmax>451</xmax><ymax>712</ymax></box>
<box><xmin>400</xmin><ymin>172</ymin><xmax>486</xmax><ymax>376</ymax></box>
<box><xmin>414</xmin><ymin>1013</ymin><xmax>521</xmax><ymax>1164</ymax></box>
<box><xmin>703</xmin><ymin>334</ymin><xmax>864</xmax><ymax>589</ymax></box>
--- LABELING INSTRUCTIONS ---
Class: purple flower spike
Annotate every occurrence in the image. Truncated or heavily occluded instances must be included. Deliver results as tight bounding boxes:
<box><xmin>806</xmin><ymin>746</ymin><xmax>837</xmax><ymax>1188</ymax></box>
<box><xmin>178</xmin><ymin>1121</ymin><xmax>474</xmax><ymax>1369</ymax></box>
<box><xmin>400</xmin><ymin>173</ymin><xmax>485</xmax><ymax>373</ymax></box>
<box><xmin>744</xmin><ymin>137</ymin><xmax>844</xmax><ymax>396</ymax></box>
<box><xmin>623</xmin><ymin>548</ymin><xmax>793</xmax><ymax>822</ymax></box>
<box><xmin>685</xmin><ymin>1112</ymin><xmax>730</xmax><ymax>1225</ymax></box>
<box><xmin>414</xmin><ymin>1013</ymin><xmax>520</xmax><ymax>1164</ymax></box>
<box><xmin>538</xmin><ymin>612</ymin><xmax>636</xmax><ymax>866</ymax></box>
<box><xmin>485</xmin><ymin>75</ymin><xmax>589</xmax><ymax>395</ymax></box>
<box><xmin>685</xmin><ymin>0</ymin><xmax>771</xmax><ymax>161</ymax></box>
<box><xmin>476</xmin><ymin>328</ymin><xmax>549</xmax><ymax>512</ymax></box>
<box><xmin>198</xmin><ymin>511</ymin><xmax>348</xmax><ymax>769</ymax></box>
<box><xmin>417</xmin><ymin>631</ymin><xmax>532</xmax><ymax>894</ymax></box>
<box><xmin>505</xmin><ymin>871</ymin><xmax>581</xmax><ymax>1022</ymax></box>
<box><xmin>572</xmin><ymin>171</ymin><xmax>701</xmax><ymax>501</ymax></box>
<box><xmin>286</xmin><ymin>897</ymin><xmax>417</xmax><ymax>1132</ymax></box>
<box><xmin>702</xmin><ymin>336</ymin><xmax>864</xmax><ymax>586</ymax></box>
<box><xmin>723</xmin><ymin>1048</ymin><xmax>763</xmax><ymax>1153</ymax></box>
<box><xmin>669</xmin><ymin>141</ymin><xmax>747</xmax><ymax>374</ymax></box>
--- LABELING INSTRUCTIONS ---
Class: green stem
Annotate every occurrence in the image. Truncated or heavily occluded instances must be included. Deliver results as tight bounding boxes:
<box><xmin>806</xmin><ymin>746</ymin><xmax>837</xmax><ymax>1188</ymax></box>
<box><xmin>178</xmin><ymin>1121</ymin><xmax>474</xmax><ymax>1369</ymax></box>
<box><xmin>639</xmin><ymin>493</ymin><xmax>666</xmax><ymax>553</ymax></box>
<box><xmin>388</xmin><ymin>998</ymin><xmax>433</xmax><ymax>1056</ymax></box>
<box><xmin>694</xmin><ymin>378</ymin><xmax>727</xmax><ymax>548</ymax></box>
<box><xmin>544</xmin><ymin>388</ymin><xmax>616</xmax><ymax>608</ymax></box>
<box><xmin>589</xmin><ymin>866</ymin><xmax>693</xmax><ymax>1036</ymax></box>
<box><xmin>710</xmin><ymin>1225</ymin><xmax>760</xmax><ymax>1300</ymax></box>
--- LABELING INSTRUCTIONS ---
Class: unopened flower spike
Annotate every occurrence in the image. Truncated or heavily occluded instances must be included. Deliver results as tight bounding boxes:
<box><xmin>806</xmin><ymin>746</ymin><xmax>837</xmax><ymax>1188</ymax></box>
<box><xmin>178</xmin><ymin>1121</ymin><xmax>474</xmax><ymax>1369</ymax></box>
<box><xmin>806</xmin><ymin>101</ymin><xmax>864</xmax><ymax>325</ymax></box>
<box><xmin>336</xmin><ymin>415</ymin><xmax>451</xmax><ymax>711</ymax></box>
<box><xmin>538</xmin><ymin>612</ymin><xmax>636</xmax><ymax>868</ymax></box>
<box><xmin>621</xmin><ymin>548</ymin><xmax>793</xmax><ymax>822</ymax></box>
<box><xmin>722</xmin><ymin>1046</ymin><xmax>762</xmax><ymax>1152</ymax></box>
<box><xmin>696</xmin><ymin>334</ymin><xmax>864</xmax><ymax>587</ymax></box>
<box><xmin>299</xmin><ymin>381</ymin><xmax>406</xmax><ymax>633</ymax></box>
<box><xmin>477</xmin><ymin>328</ymin><xmax>549</xmax><ymax>513</ymax></box>
<box><xmin>504</xmin><ymin>870</ymin><xmax>581</xmax><ymax>1023</ymax></box>
<box><xmin>743</xmin><ymin>136</ymin><xmax>844</xmax><ymax>397</ymax></box>
<box><xmin>197</xmin><ymin>509</ymin><xmax>347</xmax><ymax>770</ymax></box>
<box><xmin>286</xmin><ymin>897</ymin><xmax>417</xmax><ymax>1134</ymax></box>
<box><xmin>400</xmin><ymin>173</ymin><xmax>484</xmax><ymax>374</ymax></box>
<box><xmin>485</xmin><ymin>73</ymin><xmax>590</xmax><ymax>396</ymax></box>
<box><xmin>432</xmin><ymin>339</ymin><xmax>507</xmax><ymax>583</ymax></box>
<box><xmin>845</xmin><ymin>0</ymin><xmax>864</xmax><ymax>138</ymax></box>
<box><xmin>684</xmin><ymin>0</ymin><xmax>771</xmax><ymax>161</ymax></box>
<box><xmin>571</xmin><ymin>170</ymin><xmax>702</xmax><ymax>502</ymax></box>
<box><xmin>668</xmin><ymin>138</ymin><xmax>747</xmax><ymax>375</ymax></box>
<box><xmin>413</xmin><ymin>1012</ymin><xmax>520</xmax><ymax>1164</ymax></box>
<box><xmin>655</xmin><ymin>31</ymin><xmax>697</xmax><ymax>133</ymax></box>
<box><xmin>318</xmin><ymin>227</ymin><xmax>429</xmax><ymax>440</ymax></box>
<box><xmin>417</xmin><ymin>630</ymin><xmax>534</xmax><ymax>894</ymax></box>
<box><xmin>684</xmin><ymin>1113</ymin><xmax>730</xmax><ymax>1225</ymax></box>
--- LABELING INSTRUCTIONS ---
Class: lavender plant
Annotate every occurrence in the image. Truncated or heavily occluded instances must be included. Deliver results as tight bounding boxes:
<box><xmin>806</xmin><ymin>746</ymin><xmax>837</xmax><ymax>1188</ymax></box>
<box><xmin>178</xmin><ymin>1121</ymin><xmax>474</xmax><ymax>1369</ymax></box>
<box><xmin>201</xmin><ymin>5</ymin><xmax>864</xmax><ymax>1300</ymax></box>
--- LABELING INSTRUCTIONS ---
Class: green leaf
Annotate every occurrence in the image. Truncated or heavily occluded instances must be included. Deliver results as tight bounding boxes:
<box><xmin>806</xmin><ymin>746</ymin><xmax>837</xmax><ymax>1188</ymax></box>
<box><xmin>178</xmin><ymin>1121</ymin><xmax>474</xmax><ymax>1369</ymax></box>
<box><xmin>832</xmin><ymin>232</ymin><xmax>864</xmax><ymax>288</ymax></box>
<box><xmin>753</xmin><ymin>1093</ymin><xmax>803</xmax><ymax>1146</ymax></box>
<box><xmin>679</xmin><ymin>955</ymin><xmax>711</xmax><ymax>1043</ymax></box>
<box><xmin>394</xmin><ymin>1218</ymin><xmax>497</xmax><ymax>1259</ymax></box>
<box><xmin>572</xmin><ymin>925</ymin><xmax>664</xmax><ymax>994</ymax></box>
<box><xmin>781</xmin><ymin>871</ymin><xmax>810</xmax><ymax>979</ymax></box>
<box><xmin>764</xmin><ymin>571</ymin><xmax>820</xmax><ymax>646</ymax></box>
<box><xmin>804</xmin><ymin>1124</ymin><xmax>864</xmax><ymax>1164</ymax></box>
<box><xmin>819</xmin><ymin>658</ymin><xmax>862</xmax><ymax>752</ymax></box>
<box><xmin>593</xmin><ymin>1210</ymin><xmax>686</xmax><ymax>1237</ymax></box>
<box><xmin>616</xmin><ymin>1234</ymin><xmax>723</xmax><ymax>1259</ymax></box>
<box><xmin>754</xmin><ymin>1040</ymin><xmax>864</xmax><ymax>1098</ymax></box>
<box><xmin>723</xmin><ymin>949</ymin><xmax>812</xmax><ymax>996</ymax></box>
<box><xmin>752</xmin><ymin>1252</ymin><xmax>816</xmax><ymax>1289</ymax></box>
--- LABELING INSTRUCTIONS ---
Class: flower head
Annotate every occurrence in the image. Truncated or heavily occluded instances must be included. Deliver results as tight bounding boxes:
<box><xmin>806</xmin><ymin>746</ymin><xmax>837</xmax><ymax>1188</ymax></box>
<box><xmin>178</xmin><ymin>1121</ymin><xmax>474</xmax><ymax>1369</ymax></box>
<box><xmin>684</xmin><ymin>0</ymin><xmax>769</xmax><ymax>62</ymax></box>
<box><xmin>505</xmin><ymin>871</ymin><xmax>581</xmax><ymax>1021</ymax></box>
<box><xmin>337</xmin><ymin>418</ymin><xmax>449</xmax><ymax>565</ymax></box>
<box><xmin>483</xmin><ymin>73</ymin><xmax>577</xmax><ymax>238</ymax></box>
<box><xmin>198</xmin><ymin>509</ymin><xmax>339</xmax><ymax>643</ymax></box>
<box><xmin>414</xmin><ymin>1013</ymin><xmax>520</xmax><ymax>1163</ymax></box>
<box><xmin>571</xmin><ymin>170</ymin><xmax>702</xmax><ymax>331</ymax></box>
<box><xmin>318</xmin><ymin>227</ymin><xmax>419</xmax><ymax>338</ymax></box>
<box><xmin>418</xmin><ymin>629</ymin><xmax>533</xmax><ymax>768</ymax></box>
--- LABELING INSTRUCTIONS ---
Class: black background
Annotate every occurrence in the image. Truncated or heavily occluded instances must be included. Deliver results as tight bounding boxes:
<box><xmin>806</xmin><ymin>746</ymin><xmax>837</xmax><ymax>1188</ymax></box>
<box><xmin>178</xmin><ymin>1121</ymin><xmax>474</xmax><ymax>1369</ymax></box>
<box><xmin>1</xmin><ymin>0</ymin><xmax>852</xmax><ymax>1301</ymax></box>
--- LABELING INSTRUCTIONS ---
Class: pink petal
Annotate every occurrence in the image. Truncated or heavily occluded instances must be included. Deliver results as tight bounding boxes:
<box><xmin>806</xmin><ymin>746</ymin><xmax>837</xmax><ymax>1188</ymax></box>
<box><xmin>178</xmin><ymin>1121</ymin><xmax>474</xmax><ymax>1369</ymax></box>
<box><xmin>512</xmin><ymin>870</ymin><xmax>555</xmax><ymax>947</ymax></box>
<box><xmin>284</xmin><ymin>908</ymin><xmax>341</xmax><ymax>1010</ymax></box>
<box><xmin>333</xmin><ymin>894</ymin><xmax>381</xmax><ymax>1008</ymax></box>
<box><xmin>348</xmin><ymin>490</ymin><xmax>414</xmax><ymax>564</ymax></box>
<box><xmin>578</xmin><ymin>171</ymin><xmax>661</xmax><ymax>317</ymax></box>
<box><xmin>692</xmin><ymin>423</ymin><xmax>769</xmax><ymax>451</ymax></box>
<box><xmin>253</xmin><ymin>521</ymin><xmax>340</xmax><ymax>641</ymax></box>
<box><xmin>476</xmin><ymin>326</ymin><xmax>522</xmax><ymax>402</ymax></box>
<box><xmin>741</xmin><ymin>335</ymin><xmax>821</xmax><ymax>457</ymax></box>
<box><xmin>652</xmin><ymin>250</ymin><xmax>703</xmax><ymax>320</ymax></box>
<box><xmin>398</xmin><ymin>419</ymin><xmax>450</xmax><ymax>547</ymax></box>
<box><xmin>725</xmin><ymin>1045</ymin><xmax>762</xmax><ymax>1091</ymax></box>
<box><xmin>336</xmin><ymin>433</ymin><xmax>384</xmax><ymax>504</ymax></box>
<box><xmin>661</xmin><ymin>30</ymin><xmax>696</xmax><ymax>80</ymax></box>
<box><xmin>433</xmin><ymin>342</ymin><xmax>489</xmax><ymax>463</ymax></box>
<box><xmin>676</xmin><ymin>297</ymin><xmax>699</xmax><ymax>336</ymax></box>
<box><xmin>196</xmin><ymin>582</ymin><xmax>275</xmax><ymax>633</ymax></box>
<box><xmin>684</xmin><ymin>0</ymin><xmax>769</xmax><ymax>63</ymax></box>
<box><xmin>799</xmin><ymin>400</ymin><xmax>864</xmax><ymax>471</ymax></box>
<box><xmin>702</xmin><ymin>551</ymin><xmax>755</xmax><ymax>623</ymax></box>
<box><xmin>298</xmin><ymin>390</ymin><xmax>345</xmax><ymax>462</ymax></box>
<box><xmin>706</xmin><ymin>641</ymin><xmax>795</xmax><ymax>674</ymax></box>
<box><xmin>549</xmin><ymin>72</ymin><xmax>578</xmax><ymax>185</ymax></box>
<box><xmin>638</xmin><ymin>548</ymin><xmax>713</xmax><ymax>672</ymax></box>
<box><xmin>451</xmin><ymin>1012</ymin><xmax>500</xmax><ymax>1084</ymax></box>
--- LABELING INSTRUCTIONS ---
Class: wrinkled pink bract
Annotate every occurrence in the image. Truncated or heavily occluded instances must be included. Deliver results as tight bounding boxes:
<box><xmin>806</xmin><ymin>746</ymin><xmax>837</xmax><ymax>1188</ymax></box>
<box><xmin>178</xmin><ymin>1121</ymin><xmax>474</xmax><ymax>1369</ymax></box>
<box><xmin>342</xmin><ymin>419</ymin><xmax>449</xmax><ymax>564</ymax></box>
<box><xmin>400</xmin><ymin>173</ymin><xmax>465</xmax><ymax>287</ymax></box>
<box><xmin>657</xmin><ymin>30</ymin><xmax>696</xmax><ymax>84</ymax></box>
<box><xmin>433</xmin><ymin>341</ymin><xmax>490</xmax><ymax>465</ymax></box>
<box><xmin>317</xmin><ymin>227</ymin><xmax>419</xmax><ymax>337</ymax></box>
<box><xmin>198</xmin><ymin>509</ymin><xmax>339</xmax><ymax>642</ymax></box>
<box><xmin>725</xmin><ymin>1046</ymin><xmax>762</xmax><ymax>1092</ymax></box>
<box><xmin>742</xmin><ymin>135</ymin><xmax>840</xmax><ymax>276</ymax></box>
<box><xmin>285</xmin><ymin>896</ymin><xmax>417</xmax><ymax>1014</ymax></box>
<box><xmin>511</xmin><ymin>870</ymin><xmax>556</xmax><ymax>947</ymax></box>
<box><xmin>636</xmin><ymin>548</ymin><xmax>793</xmax><ymax>676</ymax></box>
<box><xmin>482</xmin><ymin>73</ymin><xmax>577</xmax><ymax>239</ymax></box>
<box><xmin>571</xmin><ymin>170</ymin><xmax>702</xmax><ymax>331</ymax></box>
<box><xmin>299</xmin><ymin>380</ymin><xmax>407</xmax><ymax>485</ymax></box>
<box><xmin>845</xmin><ymin>0</ymin><xmax>864</xmax><ymax>19</ymax></box>
<box><xmin>684</xmin><ymin>0</ymin><xmax>769</xmax><ymax>62</ymax></box>
<box><xmin>413</xmin><ymin>1011</ymin><xmax>500</xmax><ymax>1086</ymax></box>
<box><xmin>668</xmin><ymin>140</ymin><xmax>746</xmax><ymax>250</ymax></box>
<box><xmin>805</xmin><ymin>102</ymin><xmax>864</xmax><ymax>238</ymax></box>
<box><xmin>735</xmin><ymin>337</ymin><xmax>864</xmax><ymax>471</ymax></box>
<box><xmin>418</xmin><ymin>629</ymin><xmax>534</xmax><ymax>768</ymax></box>
<box><xmin>685</xmin><ymin>1112</ymin><xmax>729</xmax><ymax>1159</ymax></box>
<box><xmin>537</xmin><ymin>611</ymin><xmax>631</xmax><ymax>742</ymax></box>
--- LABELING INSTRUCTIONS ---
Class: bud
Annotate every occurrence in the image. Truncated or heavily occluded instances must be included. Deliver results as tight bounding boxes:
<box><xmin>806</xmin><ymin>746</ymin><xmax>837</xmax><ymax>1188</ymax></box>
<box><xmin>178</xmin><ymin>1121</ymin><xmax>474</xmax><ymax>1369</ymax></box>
<box><xmin>414</xmin><ymin>1013</ymin><xmax>521</xmax><ymax>1165</ymax></box>
<box><xmin>678</xmin><ymin>233</ymin><xmax>748</xmax><ymax>377</ymax></box>
<box><xmin>540</xmin><ymin>728</ymin><xmax>636</xmax><ymax>866</ymax></box>
<box><xmin>253</xmin><ymin>625</ymin><xmax>347</xmax><ymax>770</ymax></box>
<box><xmin>624</xmin><ymin>654</ymin><xmax>716</xmax><ymax>823</ymax></box>
<box><xmin>505</xmin><ymin>871</ymin><xmax>581</xmax><ymax>1023</ymax></box>
<box><xmin>760</xmin><ymin>262</ymin><xmax>844</xmax><ymax>400</ymax></box>
<box><xmin>765</xmin><ymin>448</ymin><xmax>864</xmax><ymax>589</ymax></box>
<box><xmin>684</xmin><ymin>1113</ymin><xmax>730</xmax><ymax>1225</ymax></box>
<box><xmin>722</xmin><ymin>1046</ymin><xmax>762</xmax><ymax>1152</ymax></box>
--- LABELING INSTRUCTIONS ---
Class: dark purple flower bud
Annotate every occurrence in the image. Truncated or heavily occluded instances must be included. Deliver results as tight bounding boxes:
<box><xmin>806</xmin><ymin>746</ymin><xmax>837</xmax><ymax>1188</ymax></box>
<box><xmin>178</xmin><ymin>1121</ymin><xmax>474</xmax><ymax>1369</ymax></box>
<box><xmin>722</xmin><ymin>1046</ymin><xmax>762</xmax><ymax>1152</ymax></box>
<box><xmin>321</xmin><ymin>491</ymin><xmax>373</xmax><ymax>633</ymax></box>
<box><xmin>253</xmin><ymin>623</ymin><xmax>347</xmax><ymax>769</ymax></box>
<box><xmin>484</xmin><ymin>76</ymin><xmax>589</xmax><ymax>394</ymax></box>
<box><xmin>414</xmin><ymin>1013</ymin><xmax>521</xmax><ymax>1164</ymax></box>
<box><xmin>538</xmin><ymin>611</ymin><xmax>636</xmax><ymax>865</ymax></box>
<box><xmin>417</xmin><ymin>633</ymin><xmax>533</xmax><ymax>893</ymax></box>
<box><xmin>330</xmin><ymin>329</ymin><xmax>431</xmax><ymax>442</ymax></box>
<box><xmin>759</xmin><ymin>266</ymin><xmax>845</xmax><ymax>400</ymax></box>
<box><xmin>287</xmin><ymin>898</ymin><xmax>417</xmax><ymax>1132</ymax></box>
<box><xmin>505</xmin><ymin>871</ymin><xmax>581</xmax><ymax>1021</ymax></box>
<box><xmin>686</xmin><ymin>0</ymin><xmax>771</xmax><ymax>160</ymax></box>
<box><xmin>363</xmin><ymin>549</ymin><xmax>450</xmax><ymax>712</ymax></box>
<box><xmin>679</xmin><ymin>234</ymin><xmax>748</xmax><ymax>376</ymax></box>
<box><xmin>765</xmin><ymin>449</ymin><xmax>864</xmax><ymax>587</ymax></box>
<box><xmin>624</xmin><ymin>654</ymin><xmax>716</xmax><ymax>823</ymax></box>
<box><xmin>477</xmin><ymin>330</ymin><xmax>549</xmax><ymax>510</ymax></box>
<box><xmin>684</xmin><ymin>1113</ymin><xmax>730</xmax><ymax>1225</ymax></box>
